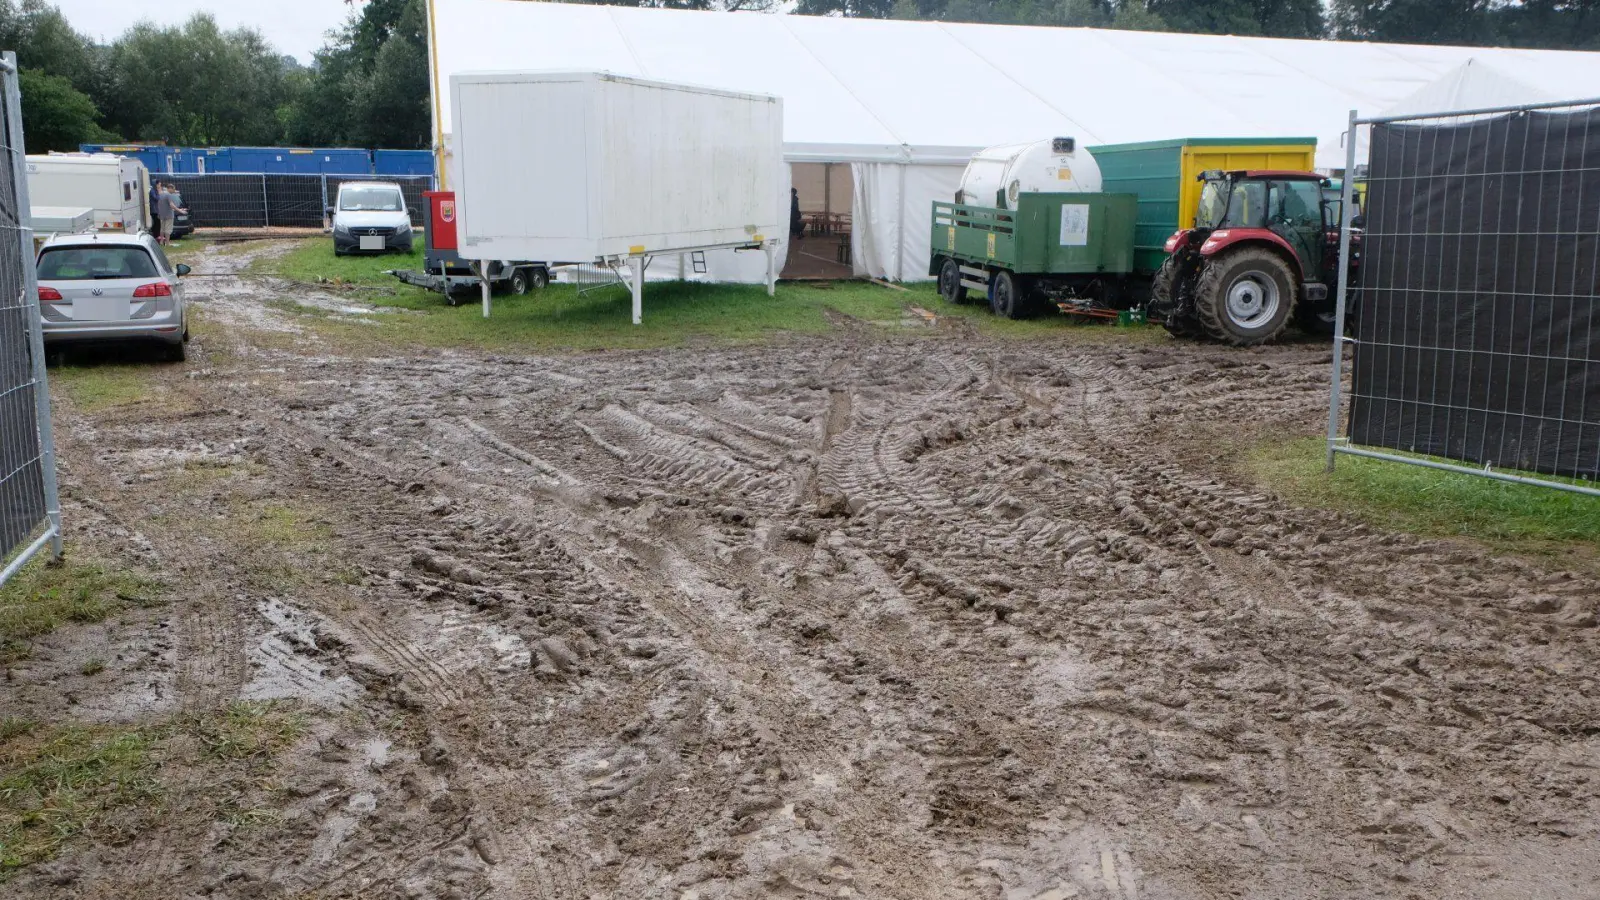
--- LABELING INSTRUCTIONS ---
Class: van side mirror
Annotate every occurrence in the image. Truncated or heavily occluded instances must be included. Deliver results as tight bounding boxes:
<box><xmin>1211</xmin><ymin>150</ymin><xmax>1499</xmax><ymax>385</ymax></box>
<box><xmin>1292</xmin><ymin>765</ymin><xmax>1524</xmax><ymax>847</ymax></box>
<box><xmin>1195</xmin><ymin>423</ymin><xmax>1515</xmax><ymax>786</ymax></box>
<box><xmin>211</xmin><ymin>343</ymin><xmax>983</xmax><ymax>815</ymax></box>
<box><xmin>1350</xmin><ymin>214</ymin><xmax>1367</xmax><ymax>230</ymax></box>
<box><xmin>175</xmin><ymin>264</ymin><xmax>191</xmax><ymax>276</ymax></box>
<box><xmin>408</xmin><ymin>207</ymin><xmax>419</xmax><ymax>219</ymax></box>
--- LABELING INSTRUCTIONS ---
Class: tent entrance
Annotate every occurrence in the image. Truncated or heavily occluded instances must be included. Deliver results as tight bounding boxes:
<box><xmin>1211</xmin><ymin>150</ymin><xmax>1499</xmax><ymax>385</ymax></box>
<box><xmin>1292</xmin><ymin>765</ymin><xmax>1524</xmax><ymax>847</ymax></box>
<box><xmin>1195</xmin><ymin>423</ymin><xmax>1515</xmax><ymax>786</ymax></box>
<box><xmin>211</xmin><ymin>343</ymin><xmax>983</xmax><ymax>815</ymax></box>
<box><xmin>782</xmin><ymin>162</ymin><xmax>855</xmax><ymax>280</ymax></box>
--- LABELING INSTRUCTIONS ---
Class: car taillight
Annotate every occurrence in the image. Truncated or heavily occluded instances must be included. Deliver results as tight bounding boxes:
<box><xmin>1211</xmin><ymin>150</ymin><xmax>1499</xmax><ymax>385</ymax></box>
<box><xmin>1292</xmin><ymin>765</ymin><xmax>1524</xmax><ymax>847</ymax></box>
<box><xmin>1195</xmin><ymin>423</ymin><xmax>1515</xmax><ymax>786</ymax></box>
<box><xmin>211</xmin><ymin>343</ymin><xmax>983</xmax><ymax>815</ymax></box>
<box><xmin>37</xmin><ymin>286</ymin><xmax>62</xmax><ymax>302</ymax></box>
<box><xmin>132</xmin><ymin>282</ymin><xmax>172</xmax><ymax>298</ymax></box>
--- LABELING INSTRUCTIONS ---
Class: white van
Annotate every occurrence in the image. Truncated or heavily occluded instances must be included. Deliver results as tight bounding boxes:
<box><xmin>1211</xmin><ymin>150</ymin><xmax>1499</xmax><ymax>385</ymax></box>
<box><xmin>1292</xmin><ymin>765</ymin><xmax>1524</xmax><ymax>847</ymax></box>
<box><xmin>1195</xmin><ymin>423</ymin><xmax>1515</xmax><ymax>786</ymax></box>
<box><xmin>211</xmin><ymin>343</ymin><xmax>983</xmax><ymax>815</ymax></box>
<box><xmin>24</xmin><ymin>154</ymin><xmax>148</xmax><ymax>233</ymax></box>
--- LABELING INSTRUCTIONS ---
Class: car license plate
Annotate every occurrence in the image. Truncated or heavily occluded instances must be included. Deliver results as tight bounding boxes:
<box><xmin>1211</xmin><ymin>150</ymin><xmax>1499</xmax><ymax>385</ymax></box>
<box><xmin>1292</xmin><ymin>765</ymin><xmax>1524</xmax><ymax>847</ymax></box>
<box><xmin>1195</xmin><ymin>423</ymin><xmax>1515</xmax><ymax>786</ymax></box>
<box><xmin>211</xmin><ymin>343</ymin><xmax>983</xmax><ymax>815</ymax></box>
<box><xmin>73</xmin><ymin>296</ymin><xmax>127</xmax><ymax>322</ymax></box>
<box><xmin>359</xmin><ymin>235</ymin><xmax>385</xmax><ymax>251</ymax></box>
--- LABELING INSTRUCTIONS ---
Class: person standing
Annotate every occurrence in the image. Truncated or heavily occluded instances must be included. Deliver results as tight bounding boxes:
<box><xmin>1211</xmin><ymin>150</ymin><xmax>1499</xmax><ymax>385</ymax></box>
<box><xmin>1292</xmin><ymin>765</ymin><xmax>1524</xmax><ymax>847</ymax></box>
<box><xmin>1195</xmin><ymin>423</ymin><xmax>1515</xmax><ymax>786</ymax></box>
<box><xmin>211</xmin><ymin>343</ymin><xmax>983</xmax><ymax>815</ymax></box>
<box><xmin>156</xmin><ymin>183</ymin><xmax>186</xmax><ymax>245</ymax></box>
<box><xmin>148</xmin><ymin>182</ymin><xmax>160</xmax><ymax>236</ymax></box>
<box><xmin>790</xmin><ymin>187</ymin><xmax>804</xmax><ymax>240</ymax></box>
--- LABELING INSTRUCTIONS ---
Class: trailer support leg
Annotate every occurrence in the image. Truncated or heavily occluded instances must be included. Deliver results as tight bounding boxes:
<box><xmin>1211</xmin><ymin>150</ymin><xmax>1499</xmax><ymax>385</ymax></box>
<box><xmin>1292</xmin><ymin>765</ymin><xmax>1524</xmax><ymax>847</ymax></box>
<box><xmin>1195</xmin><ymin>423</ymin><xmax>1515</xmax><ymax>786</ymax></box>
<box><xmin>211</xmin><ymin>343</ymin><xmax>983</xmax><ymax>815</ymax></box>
<box><xmin>481</xmin><ymin>263</ymin><xmax>492</xmax><ymax>319</ymax></box>
<box><xmin>764</xmin><ymin>242</ymin><xmax>776</xmax><ymax>298</ymax></box>
<box><xmin>630</xmin><ymin>256</ymin><xmax>645</xmax><ymax>325</ymax></box>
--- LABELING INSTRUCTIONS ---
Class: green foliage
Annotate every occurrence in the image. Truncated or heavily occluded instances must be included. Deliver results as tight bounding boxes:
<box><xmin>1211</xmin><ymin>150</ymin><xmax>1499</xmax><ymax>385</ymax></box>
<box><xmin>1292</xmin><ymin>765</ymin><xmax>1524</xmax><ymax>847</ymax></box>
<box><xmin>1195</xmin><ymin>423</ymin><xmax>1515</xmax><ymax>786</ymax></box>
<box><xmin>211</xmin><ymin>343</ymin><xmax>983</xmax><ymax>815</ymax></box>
<box><xmin>347</xmin><ymin>0</ymin><xmax>431</xmax><ymax>148</ymax></box>
<box><xmin>0</xmin><ymin>0</ymin><xmax>101</xmax><ymax>87</ymax></box>
<box><xmin>1148</xmin><ymin>0</ymin><xmax>1323</xmax><ymax>37</ymax></box>
<box><xmin>288</xmin><ymin>0</ymin><xmax>432</xmax><ymax>148</ymax></box>
<box><xmin>102</xmin><ymin>15</ymin><xmax>298</xmax><ymax>145</ymax></box>
<box><xmin>14</xmin><ymin>69</ymin><xmax>105</xmax><ymax>152</ymax></box>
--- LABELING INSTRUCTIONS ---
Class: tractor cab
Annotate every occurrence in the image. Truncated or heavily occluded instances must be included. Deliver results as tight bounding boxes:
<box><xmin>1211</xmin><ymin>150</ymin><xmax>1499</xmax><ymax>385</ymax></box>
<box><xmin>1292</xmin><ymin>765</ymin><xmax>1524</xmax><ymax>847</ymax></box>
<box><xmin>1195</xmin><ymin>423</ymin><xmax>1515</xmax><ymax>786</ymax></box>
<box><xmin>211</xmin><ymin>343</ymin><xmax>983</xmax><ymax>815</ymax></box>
<box><xmin>1194</xmin><ymin>170</ymin><xmax>1333</xmax><ymax>283</ymax></box>
<box><xmin>1151</xmin><ymin>170</ymin><xmax>1359</xmax><ymax>345</ymax></box>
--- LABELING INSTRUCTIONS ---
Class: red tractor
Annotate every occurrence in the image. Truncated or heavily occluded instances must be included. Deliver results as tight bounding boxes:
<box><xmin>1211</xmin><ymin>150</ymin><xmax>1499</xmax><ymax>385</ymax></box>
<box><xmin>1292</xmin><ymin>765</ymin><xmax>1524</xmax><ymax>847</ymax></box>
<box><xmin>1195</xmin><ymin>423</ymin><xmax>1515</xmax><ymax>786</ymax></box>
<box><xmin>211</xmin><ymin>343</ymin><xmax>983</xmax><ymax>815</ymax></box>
<box><xmin>1150</xmin><ymin>170</ymin><xmax>1362</xmax><ymax>345</ymax></box>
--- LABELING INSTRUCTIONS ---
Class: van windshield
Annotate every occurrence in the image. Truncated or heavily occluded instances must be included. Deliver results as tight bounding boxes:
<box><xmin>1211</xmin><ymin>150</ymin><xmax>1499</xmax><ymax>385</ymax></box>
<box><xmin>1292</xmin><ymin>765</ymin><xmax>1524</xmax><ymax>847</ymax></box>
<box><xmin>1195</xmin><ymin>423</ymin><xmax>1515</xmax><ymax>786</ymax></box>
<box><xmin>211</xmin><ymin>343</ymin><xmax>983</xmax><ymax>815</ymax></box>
<box><xmin>38</xmin><ymin>246</ymin><xmax>158</xmax><ymax>280</ymax></box>
<box><xmin>340</xmin><ymin>188</ymin><xmax>403</xmax><ymax>212</ymax></box>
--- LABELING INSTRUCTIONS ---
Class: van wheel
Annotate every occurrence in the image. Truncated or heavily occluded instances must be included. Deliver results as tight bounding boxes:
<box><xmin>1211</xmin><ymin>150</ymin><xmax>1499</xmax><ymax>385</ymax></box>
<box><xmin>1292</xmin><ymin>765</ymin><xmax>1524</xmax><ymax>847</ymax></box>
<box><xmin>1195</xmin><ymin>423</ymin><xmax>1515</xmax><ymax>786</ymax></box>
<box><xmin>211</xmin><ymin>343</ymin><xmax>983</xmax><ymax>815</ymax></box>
<box><xmin>165</xmin><ymin>341</ymin><xmax>187</xmax><ymax>363</ymax></box>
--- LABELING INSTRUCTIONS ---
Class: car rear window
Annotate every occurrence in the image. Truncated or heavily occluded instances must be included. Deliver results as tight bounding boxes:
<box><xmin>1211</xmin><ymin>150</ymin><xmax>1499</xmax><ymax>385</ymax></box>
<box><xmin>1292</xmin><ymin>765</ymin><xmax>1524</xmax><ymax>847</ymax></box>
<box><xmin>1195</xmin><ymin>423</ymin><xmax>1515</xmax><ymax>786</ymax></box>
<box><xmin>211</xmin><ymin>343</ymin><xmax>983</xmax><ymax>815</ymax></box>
<box><xmin>37</xmin><ymin>246</ymin><xmax>159</xmax><ymax>280</ymax></box>
<box><xmin>339</xmin><ymin>187</ymin><xmax>403</xmax><ymax>212</ymax></box>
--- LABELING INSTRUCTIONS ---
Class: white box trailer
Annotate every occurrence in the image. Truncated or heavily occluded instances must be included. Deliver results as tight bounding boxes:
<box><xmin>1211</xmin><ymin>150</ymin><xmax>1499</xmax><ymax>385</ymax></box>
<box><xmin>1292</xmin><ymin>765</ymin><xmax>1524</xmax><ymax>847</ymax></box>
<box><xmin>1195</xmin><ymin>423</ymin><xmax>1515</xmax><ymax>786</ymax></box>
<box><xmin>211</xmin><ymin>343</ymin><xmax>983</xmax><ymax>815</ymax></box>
<box><xmin>449</xmin><ymin>71</ymin><xmax>784</xmax><ymax>322</ymax></box>
<box><xmin>24</xmin><ymin>154</ymin><xmax>147</xmax><ymax>233</ymax></box>
<box><xmin>27</xmin><ymin>206</ymin><xmax>95</xmax><ymax>251</ymax></box>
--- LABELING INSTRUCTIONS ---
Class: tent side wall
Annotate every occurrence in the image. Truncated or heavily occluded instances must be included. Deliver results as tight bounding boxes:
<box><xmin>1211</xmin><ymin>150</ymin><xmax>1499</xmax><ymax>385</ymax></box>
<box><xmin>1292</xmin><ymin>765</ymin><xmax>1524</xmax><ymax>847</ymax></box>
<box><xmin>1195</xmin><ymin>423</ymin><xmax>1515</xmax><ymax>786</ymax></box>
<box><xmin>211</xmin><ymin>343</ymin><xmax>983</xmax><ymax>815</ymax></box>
<box><xmin>851</xmin><ymin>162</ymin><xmax>966</xmax><ymax>282</ymax></box>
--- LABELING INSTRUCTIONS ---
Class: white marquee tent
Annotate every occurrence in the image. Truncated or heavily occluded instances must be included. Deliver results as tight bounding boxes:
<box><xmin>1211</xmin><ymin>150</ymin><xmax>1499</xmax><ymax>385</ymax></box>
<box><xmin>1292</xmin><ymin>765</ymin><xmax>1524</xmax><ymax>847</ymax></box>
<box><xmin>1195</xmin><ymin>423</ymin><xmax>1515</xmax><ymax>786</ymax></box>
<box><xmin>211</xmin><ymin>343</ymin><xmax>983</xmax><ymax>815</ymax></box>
<box><xmin>427</xmin><ymin>0</ymin><xmax>1600</xmax><ymax>281</ymax></box>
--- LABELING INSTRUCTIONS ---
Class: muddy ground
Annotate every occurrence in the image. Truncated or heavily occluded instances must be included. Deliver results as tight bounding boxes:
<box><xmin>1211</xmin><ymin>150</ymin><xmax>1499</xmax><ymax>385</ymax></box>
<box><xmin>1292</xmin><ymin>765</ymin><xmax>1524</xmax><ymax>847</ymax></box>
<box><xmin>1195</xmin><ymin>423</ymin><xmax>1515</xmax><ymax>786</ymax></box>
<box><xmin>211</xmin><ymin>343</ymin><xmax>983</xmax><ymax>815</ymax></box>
<box><xmin>5</xmin><ymin>242</ymin><xmax>1599</xmax><ymax>899</ymax></box>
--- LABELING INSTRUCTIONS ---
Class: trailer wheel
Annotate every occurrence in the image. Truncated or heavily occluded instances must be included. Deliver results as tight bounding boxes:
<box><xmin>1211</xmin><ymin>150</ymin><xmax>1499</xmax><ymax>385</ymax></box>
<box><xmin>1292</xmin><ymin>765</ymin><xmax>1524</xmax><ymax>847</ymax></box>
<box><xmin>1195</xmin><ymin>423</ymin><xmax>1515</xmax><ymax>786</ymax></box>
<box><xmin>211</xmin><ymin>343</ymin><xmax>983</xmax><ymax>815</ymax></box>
<box><xmin>1192</xmin><ymin>248</ymin><xmax>1297</xmax><ymax>346</ymax></box>
<box><xmin>508</xmin><ymin>269</ymin><xmax>531</xmax><ymax>296</ymax></box>
<box><xmin>529</xmin><ymin>266</ymin><xmax>550</xmax><ymax>290</ymax></box>
<box><xmin>990</xmin><ymin>270</ymin><xmax>1026</xmax><ymax>319</ymax></box>
<box><xmin>938</xmin><ymin>258</ymin><xmax>967</xmax><ymax>304</ymax></box>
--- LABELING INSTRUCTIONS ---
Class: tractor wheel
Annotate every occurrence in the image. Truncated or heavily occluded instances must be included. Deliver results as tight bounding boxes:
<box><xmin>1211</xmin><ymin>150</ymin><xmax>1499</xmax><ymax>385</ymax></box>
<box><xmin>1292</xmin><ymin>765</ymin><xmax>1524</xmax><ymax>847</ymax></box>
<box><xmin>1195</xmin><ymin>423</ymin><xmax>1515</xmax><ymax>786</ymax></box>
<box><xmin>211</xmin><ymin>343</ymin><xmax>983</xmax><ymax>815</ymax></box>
<box><xmin>1296</xmin><ymin>302</ymin><xmax>1338</xmax><ymax>337</ymax></box>
<box><xmin>1193</xmin><ymin>248</ymin><xmax>1297</xmax><ymax>346</ymax></box>
<box><xmin>990</xmin><ymin>270</ymin><xmax>1027</xmax><ymax>319</ymax></box>
<box><xmin>938</xmin><ymin>258</ymin><xmax>967</xmax><ymax>304</ymax></box>
<box><xmin>1150</xmin><ymin>256</ymin><xmax>1195</xmax><ymax>338</ymax></box>
<box><xmin>508</xmin><ymin>269</ymin><xmax>531</xmax><ymax>296</ymax></box>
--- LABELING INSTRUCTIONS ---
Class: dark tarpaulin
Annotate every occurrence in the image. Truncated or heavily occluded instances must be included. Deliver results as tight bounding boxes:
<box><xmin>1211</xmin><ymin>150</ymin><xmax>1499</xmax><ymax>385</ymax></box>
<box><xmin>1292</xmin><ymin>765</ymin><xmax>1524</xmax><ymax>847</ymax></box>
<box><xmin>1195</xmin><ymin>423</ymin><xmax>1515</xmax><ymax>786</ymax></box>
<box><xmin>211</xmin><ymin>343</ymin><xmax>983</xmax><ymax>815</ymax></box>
<box><xmin>1351</xmin><ymin>106</ymin><xmax>1600</xmax><ymax>480</ymax></box>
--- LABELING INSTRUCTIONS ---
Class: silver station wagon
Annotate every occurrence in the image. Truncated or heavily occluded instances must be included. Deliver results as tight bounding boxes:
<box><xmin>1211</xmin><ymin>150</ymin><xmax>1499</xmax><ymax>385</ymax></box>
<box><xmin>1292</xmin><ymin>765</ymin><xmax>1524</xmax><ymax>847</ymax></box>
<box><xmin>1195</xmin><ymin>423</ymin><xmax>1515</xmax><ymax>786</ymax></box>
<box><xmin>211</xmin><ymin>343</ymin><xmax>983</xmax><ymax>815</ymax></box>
<box><xmin>35</xmin><ymin>232</ymin><xmax>191</xmax><ymax>361</ymax></box>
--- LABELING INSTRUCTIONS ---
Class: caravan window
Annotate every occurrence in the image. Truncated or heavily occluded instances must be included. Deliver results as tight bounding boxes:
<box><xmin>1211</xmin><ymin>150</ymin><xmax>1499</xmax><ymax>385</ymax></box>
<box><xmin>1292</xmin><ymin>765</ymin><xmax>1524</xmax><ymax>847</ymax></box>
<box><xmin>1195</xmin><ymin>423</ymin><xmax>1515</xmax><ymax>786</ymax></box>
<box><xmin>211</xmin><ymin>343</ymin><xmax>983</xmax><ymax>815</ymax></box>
<box><xmin>124</xmin><ymin>182</ymin><xmax>133</xmax><ymax>202</ymax></box>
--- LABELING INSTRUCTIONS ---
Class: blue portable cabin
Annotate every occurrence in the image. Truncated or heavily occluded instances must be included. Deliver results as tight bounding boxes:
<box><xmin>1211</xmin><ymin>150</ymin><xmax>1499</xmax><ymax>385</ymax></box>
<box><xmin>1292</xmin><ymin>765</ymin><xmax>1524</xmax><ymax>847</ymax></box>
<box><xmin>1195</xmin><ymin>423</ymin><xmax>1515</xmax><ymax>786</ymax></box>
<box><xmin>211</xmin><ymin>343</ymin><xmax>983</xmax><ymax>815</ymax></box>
<box><xmin>80</xmin><ymin>144</ymin><xmax>171</xmax><ymax>174</ymax></box>
<box><xmin>372</xmin><ymin>149</ymin><xmax>435</xmax><ymax>177</ymax></box>
<box><xmin>222</xmin><ymin>147</ymin><xmax>373</xmax><ymax>175</ymax></box>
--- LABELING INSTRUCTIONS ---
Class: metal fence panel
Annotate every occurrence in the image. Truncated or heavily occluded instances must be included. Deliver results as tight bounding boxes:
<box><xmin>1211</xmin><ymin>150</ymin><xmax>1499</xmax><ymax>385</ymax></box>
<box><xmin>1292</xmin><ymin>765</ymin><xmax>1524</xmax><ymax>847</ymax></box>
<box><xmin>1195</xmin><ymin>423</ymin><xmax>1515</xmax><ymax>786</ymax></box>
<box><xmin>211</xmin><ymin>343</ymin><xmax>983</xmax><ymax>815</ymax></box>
<box><xmin>0</xmin><ymin>52</ymin><xmax>62</xmax><ymax>583</ymax></box>
<box><xmin>164</xmin><ymin>173</ymin><xmax>431</xmax><ymax>230</ymax></box>
<box><xmin>1328</xmin><ymin>98</ymin><xmax>1600</xmax><ymax>495</ymax></box>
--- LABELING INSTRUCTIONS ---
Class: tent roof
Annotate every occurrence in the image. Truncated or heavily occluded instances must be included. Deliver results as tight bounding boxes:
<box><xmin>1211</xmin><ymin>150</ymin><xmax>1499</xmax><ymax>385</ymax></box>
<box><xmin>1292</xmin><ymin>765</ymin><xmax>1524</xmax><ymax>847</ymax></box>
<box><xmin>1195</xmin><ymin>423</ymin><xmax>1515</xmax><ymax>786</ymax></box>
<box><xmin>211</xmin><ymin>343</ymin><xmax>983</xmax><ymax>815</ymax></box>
<box><xmin>1381</xmin><ymin>57</ymin><xmax>1555</xmax><ymax>118</ymax></box>
<box><xmin>429</xmin><ymin>0</ymin><xmax>1600</xmax><ymax>167</ymax></box>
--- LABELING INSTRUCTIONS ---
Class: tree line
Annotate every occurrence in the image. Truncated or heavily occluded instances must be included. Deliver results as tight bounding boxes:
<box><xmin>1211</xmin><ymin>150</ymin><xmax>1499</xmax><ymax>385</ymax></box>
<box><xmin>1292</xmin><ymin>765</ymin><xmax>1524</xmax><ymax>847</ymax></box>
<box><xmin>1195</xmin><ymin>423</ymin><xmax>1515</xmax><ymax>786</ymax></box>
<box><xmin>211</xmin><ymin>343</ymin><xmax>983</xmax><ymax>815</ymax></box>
<box><xmin>0</xmin><ymin>0</ymin><xmax>427</xmax><ymax>152</ymax></box>
<box><xmin>3</xmin><ymin>0</ymin><xmax>1597</xmax><ymax>154</ymax></box>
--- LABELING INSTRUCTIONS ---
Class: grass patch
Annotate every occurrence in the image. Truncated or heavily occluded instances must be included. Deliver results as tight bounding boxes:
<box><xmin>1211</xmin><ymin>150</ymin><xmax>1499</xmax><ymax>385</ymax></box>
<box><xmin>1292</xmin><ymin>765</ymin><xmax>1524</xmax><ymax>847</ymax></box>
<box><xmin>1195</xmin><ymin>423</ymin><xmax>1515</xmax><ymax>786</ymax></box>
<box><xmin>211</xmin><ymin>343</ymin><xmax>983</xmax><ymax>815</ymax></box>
<box><xmin>0</xmin><ymin>703</ymin><xmax>310</xmax><ymax>876</ymax></box>
<box><xmin>190</xmin><ymin>701</ymin><xmax>307</xmax><ymax>764</ymax></box>
<box><xmin>159</xmin><ymin>237</ymin><xmax>209</xmax><ymax>266</ymax></box>
<box><xmin>251</xmin><ymin>237</ymin><xmax>1167</xmax><ymax>353</ymax></box>
<box><xmin>0</xmin><ymin>562</ymin><xmax>163</xmax><ymax>664</ymax></box>
<box><xmin>239</xmin><ymin>502</ymin><xmax>333</xmax><ymax>550</ymax></box>
<box><xmin>1250</xmin><ymin>437</ymin><xmax>1600</xmax><ymax>559</ymax></box>
<box><xmin>252</xmin><ymin>234</ymin><xmax>423</xmax><ymax>286</ymax></box>
<box><xmin>50</xmin><ymin>365</ymin><xmax>160</xmax><ymax>413</ymax></box>
<box><xmin>0</xmin><ymin>723</ymin><xmax>162</xmax><ymax>875</ymax></box>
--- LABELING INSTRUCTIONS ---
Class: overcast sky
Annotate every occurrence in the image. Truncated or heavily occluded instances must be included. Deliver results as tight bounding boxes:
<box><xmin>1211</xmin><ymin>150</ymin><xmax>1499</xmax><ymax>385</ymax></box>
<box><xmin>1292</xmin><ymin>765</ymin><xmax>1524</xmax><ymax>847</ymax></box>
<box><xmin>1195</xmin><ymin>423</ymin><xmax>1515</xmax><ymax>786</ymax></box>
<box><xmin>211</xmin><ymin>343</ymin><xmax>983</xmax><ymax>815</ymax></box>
<box><xmin>50</xmin><ymin>0</ymin><xmax>352</xmax><ymax>63</ymax></box>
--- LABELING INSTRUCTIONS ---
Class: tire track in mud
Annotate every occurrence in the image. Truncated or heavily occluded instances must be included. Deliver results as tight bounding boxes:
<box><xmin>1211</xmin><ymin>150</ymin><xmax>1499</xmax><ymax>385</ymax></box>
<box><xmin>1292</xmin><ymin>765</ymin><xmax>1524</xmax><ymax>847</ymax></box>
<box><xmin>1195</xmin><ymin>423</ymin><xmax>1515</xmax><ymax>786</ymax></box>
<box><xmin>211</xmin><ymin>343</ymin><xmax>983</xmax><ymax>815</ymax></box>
<box><xmin>422</xmin><ymin>416</ymin><xmax>972</xmax><ymax>897</ymax></box>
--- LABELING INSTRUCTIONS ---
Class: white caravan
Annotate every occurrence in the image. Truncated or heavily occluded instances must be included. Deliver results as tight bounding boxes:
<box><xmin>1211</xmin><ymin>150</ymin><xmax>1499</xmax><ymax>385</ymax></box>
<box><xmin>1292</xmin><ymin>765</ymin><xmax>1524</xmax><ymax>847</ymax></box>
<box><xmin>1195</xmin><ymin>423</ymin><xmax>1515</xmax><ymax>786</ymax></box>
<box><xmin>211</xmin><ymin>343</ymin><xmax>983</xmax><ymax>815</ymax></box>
<box><xmin>24</xmin><ymin>154</ymin><xmax>148</xmax><ymax>233</ymax></box>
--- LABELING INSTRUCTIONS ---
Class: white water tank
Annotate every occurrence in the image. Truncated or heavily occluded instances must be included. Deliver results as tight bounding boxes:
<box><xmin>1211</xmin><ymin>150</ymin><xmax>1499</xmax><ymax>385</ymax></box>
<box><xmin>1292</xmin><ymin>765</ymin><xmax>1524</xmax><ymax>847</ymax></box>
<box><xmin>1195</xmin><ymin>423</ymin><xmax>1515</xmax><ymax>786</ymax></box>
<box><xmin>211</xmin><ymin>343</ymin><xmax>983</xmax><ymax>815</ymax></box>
<box><xmin>956</xmin><ymin>137</ymin><xmax>1102</xmax><ymax>209</ymax></box>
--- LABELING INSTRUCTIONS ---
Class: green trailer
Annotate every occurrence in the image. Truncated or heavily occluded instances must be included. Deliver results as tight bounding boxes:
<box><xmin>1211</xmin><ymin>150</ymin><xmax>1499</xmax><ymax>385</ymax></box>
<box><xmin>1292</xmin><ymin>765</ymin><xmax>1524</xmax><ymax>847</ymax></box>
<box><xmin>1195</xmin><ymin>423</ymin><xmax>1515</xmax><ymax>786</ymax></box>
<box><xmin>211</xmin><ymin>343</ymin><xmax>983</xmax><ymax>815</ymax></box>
<box><xmin>928</xmin><ymin>191</ymin><xmax>1137</xmax><ymax>318</ymax></box>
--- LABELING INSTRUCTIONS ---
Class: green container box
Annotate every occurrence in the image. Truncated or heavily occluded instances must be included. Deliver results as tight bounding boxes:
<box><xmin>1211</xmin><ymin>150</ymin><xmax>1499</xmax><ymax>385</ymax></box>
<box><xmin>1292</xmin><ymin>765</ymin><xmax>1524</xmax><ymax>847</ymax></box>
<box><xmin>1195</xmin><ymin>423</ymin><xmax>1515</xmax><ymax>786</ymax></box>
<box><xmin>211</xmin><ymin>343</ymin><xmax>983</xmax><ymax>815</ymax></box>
<box><xmin>931</xmin><ymin>192</ymin><xmax>1137</xmax><ymax>277</ymax></box>
<box><xmin>1089</xmin><ymin>137</ymin><xmax>1317</xmax><ymax>275</ymax></box>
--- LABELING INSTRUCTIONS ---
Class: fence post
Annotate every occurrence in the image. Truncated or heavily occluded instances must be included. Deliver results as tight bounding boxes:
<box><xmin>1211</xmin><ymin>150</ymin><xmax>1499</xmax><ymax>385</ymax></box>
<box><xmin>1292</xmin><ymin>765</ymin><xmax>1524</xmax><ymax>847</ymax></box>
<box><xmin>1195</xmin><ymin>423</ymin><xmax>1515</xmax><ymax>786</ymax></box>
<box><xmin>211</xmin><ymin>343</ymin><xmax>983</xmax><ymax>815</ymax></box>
<box><xmin>262</xmin><ymin>174</ymin><xmax>270</xmax><ymax>229</ymax></box>
<box><xmin>1326</xmin><ymin>108</ymin><xmax>1360</xmax><ymax>474</ymax></box>
<box><xmin>1</xmin><ymin>52</ymin><xmax>62</xmax><ymax>562</ymax></box>
<box><xmin>320</xmin><ymin>175</ymin><xmax>329</xmax><ymax>227</ymax></box>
